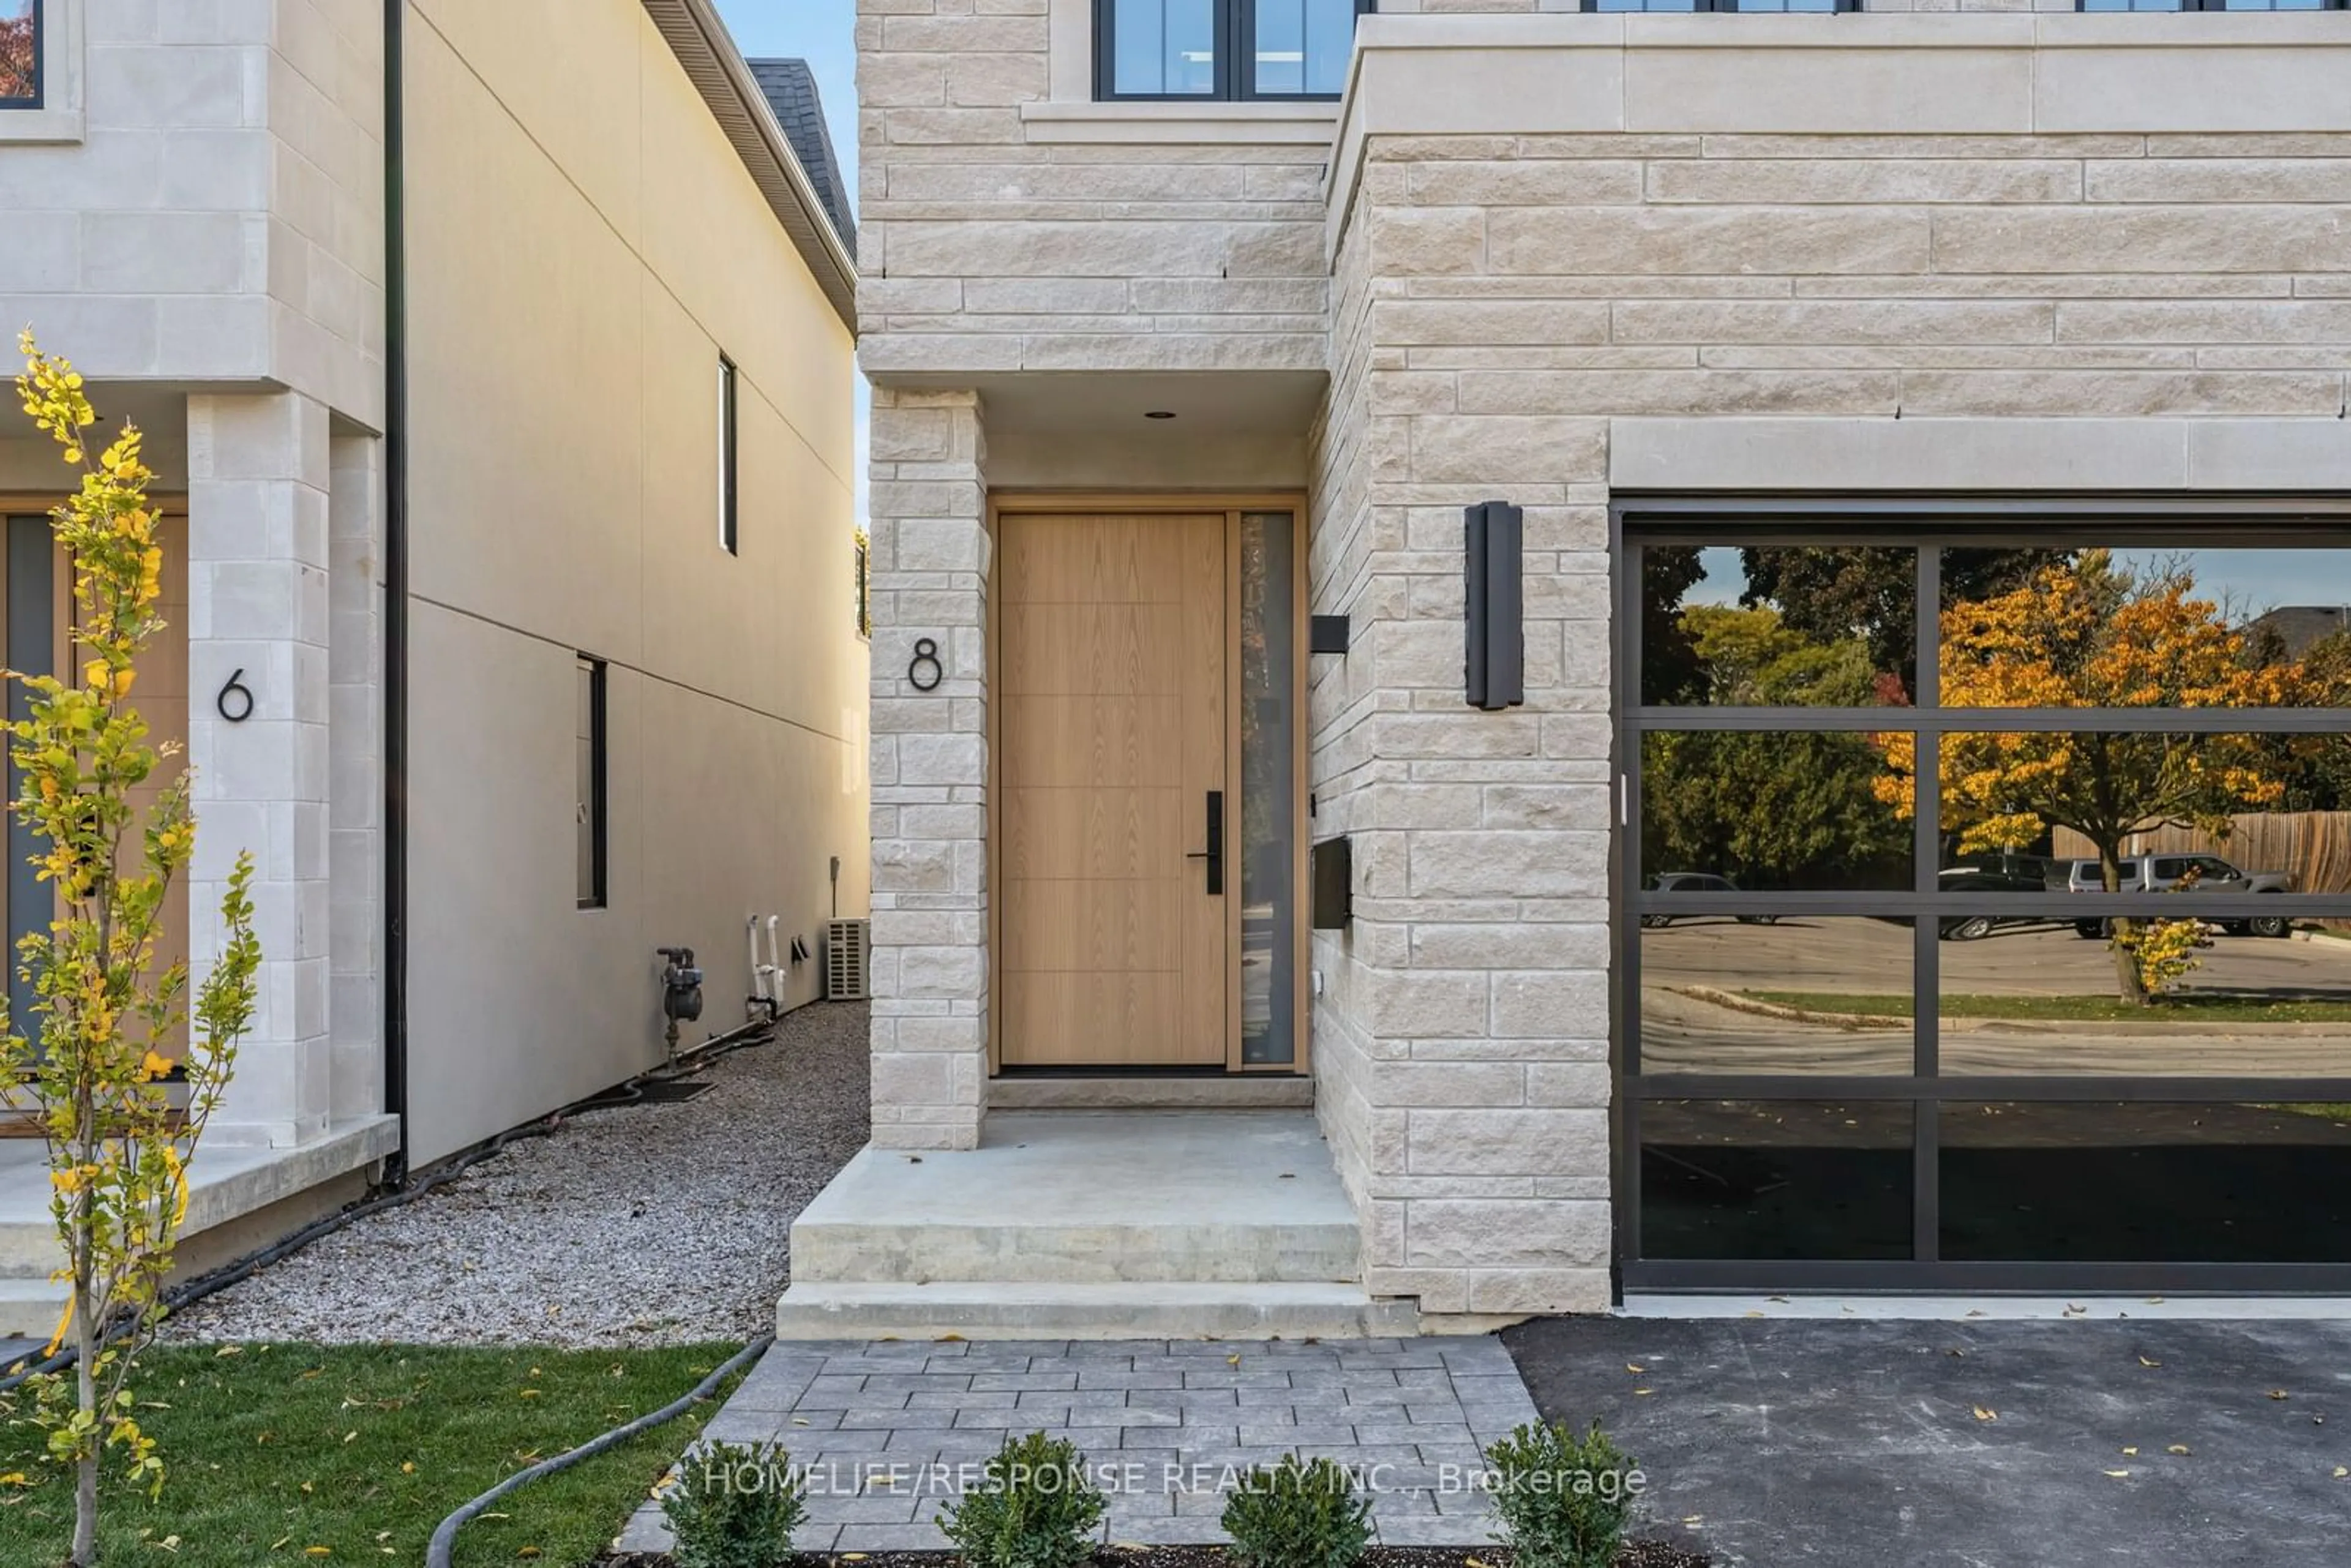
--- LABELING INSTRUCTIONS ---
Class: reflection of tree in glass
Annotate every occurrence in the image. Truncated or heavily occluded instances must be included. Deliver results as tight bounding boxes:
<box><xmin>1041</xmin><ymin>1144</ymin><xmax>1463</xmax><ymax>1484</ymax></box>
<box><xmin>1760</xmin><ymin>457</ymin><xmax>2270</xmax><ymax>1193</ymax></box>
<box><xmin>1641</xmin><ymin>606</ymin><xmax>1910</xmax><ymax>891</ymax></box>
<box><xmin>1742</xmin><ymin>546</ymin><xmax>2064</xmax><ymax>699</ymax></box>
<box><xmin>0</xmin><ymin>2</ymin><xmax>34</xmax><ymax>103</ymax></box>
<box><xmin>1641</xmin><ymin>544</ymin><xmax>1706</xmax><ymax>704</ymax></box>
<box><xmin>2253</xmin><ymin>628</ymin><xmax>2351</xmax><ymax>810</ymax></box>
<box><xmin>1877</xmin><ymin>551</ymin><xmax>2312</xmax><ymax>1004</ymax></box>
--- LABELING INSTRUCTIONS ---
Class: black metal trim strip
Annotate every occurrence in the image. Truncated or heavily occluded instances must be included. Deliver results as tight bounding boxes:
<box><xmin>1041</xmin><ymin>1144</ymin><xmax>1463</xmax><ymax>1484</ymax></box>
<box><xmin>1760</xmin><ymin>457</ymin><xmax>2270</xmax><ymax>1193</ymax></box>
<box><xmin>1624</xmin><ymin>1260</ymin><xmax>2351</xmax><ymax>1292</ymax></box>
<box><xmin>1627</xmin><ymin>1075</ymin><xmax>2351</xmax><ymax>1099</ymax></box>
<box><xmin>381</xmin><ymin>0</ymin><xmax>411</xmax><ymax>1187</ymax></box>
<box><xmin>1629</xmin><ymin>707</ymin><xmax>2351</xmax><ymax>731</ymax></box>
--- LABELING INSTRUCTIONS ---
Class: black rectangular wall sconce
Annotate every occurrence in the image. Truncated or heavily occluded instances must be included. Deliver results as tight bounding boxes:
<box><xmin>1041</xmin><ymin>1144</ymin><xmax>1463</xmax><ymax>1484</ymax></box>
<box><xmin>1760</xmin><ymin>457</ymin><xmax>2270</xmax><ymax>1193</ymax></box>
<box><xmin>1311</xmin><ymin>615</ymin><xmax>1350</xmax><ymax>656</ymax></box>
<box><xmin>1464</xmin><ymin>500</ymin><xmax>1524</xmax><ymax>711</ymax></box>
<box><xmin>1310</xmin><ymin>835</ymin><xmax>1352</xmax><ymax>930</ymax></box>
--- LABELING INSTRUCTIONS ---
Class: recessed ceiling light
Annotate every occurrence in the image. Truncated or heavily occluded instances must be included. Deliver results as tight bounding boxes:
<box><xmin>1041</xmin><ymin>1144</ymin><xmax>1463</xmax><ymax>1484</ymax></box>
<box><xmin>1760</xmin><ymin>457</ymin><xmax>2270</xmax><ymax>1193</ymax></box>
<box><xmin>1144</xmin><ymin>410</ymin><xmax>1176</xmax><ymax>420</ymax></box>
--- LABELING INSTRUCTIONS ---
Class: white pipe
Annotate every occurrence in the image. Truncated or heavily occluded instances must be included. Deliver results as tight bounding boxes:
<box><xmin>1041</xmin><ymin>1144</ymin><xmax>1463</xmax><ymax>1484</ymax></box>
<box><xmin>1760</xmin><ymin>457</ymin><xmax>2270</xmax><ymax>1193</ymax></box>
<box><xmin>746</xmin><ymin>915</ymin><xmax>768</xmax><ymax>1007</ymax></box>
<box><xmin>765</xmin><ymin>915</ymin><xmax>785</xmax><ymax>1009</ymax></box>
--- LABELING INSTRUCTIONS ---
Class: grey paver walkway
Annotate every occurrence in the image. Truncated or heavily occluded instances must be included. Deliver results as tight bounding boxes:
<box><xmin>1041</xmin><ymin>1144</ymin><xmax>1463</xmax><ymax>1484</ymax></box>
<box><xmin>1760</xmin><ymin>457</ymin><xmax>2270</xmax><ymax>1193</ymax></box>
<box><xmin>617</xmin><ymin>1336</ymin><xmax>1540</xmax><ymax>1556</ymax></box>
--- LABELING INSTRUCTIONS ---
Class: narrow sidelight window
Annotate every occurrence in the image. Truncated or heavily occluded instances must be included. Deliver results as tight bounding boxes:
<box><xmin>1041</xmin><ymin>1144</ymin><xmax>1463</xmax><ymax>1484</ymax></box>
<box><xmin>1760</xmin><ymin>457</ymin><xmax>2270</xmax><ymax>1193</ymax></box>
<box><xmin>576</xmin><ymin>656</ymin><xmax>607</xmax><ymax>909</ymax></box>
<box><xmin>0</xmin><ymin>0</ymin><xmax>38</xmax><ymax>107</ymax></box>
<box><xmin>1098</xmin><ymin>0</ymin><xmax>1371</xmax><ymax>102</ymax></box>
<box><xmin>854</xmin><ymin>531</ymin><xmax>872</xmax><ymax>639</ymax></box>
<box><xmin>718</xmin><ymin>355</ymin><xmax>738</xmax><ymax>555</ymax></box>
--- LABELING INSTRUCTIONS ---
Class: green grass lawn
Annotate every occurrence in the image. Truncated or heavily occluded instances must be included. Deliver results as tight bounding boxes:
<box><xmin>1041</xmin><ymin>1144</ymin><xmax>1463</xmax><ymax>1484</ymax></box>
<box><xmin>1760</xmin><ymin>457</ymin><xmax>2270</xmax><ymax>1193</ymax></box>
<box><xmin>1742</xmin><ymin>990</ymin><xmax>2351</xmax><ymax>1024</ymax></box>
<box><xmin>0</xmin><ymin>1341</ymin><xmax>746</xmax><ymax>1567</ymax></box>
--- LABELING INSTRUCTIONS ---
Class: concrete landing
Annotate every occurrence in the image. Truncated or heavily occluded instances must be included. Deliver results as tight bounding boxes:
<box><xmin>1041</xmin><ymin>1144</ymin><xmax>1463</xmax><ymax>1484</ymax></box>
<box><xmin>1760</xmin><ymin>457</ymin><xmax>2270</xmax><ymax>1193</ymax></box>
<box><xmin>0</xmin><ymin>1114</ymin><xmax>400</xmax><ymax>1337</ymax></box>
<box><xmin>778</xmin><ymin>1112</ymin><xmax>1404</xmax><ymax>1340</ymax></box>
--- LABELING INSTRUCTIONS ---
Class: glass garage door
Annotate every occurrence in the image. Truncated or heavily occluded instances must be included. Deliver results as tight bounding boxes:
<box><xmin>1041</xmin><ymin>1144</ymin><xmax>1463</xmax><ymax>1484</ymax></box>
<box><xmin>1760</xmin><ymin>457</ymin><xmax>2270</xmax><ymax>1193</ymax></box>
<box><xmin>1614</xmin><ymin>505</ymin><xmax>2351</xmax><ymax>1291</ymax></box>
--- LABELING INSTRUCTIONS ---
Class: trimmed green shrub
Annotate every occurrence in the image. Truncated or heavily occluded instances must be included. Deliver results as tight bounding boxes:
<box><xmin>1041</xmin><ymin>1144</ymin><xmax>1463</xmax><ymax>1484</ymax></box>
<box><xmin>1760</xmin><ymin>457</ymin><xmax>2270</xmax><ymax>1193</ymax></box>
<box><xmin>1483</xmin><ymin>1419</ymin><xmax>1638</xmax><ymax>1568</ymax></box>
<box><xmin>662</xmin><ymin>1439</ymin><xmax>806</xmax><ymax>1568</ymax></box>
<box><xmin>1221</xmin><ymin>1452</ymin><xmax>1374</xmax><ymax>1568</ymax></box>
<box><xmin>937</xmin><ymin>1430</ymin><xmax>1106</xmax><ymax>1568</ymax></box>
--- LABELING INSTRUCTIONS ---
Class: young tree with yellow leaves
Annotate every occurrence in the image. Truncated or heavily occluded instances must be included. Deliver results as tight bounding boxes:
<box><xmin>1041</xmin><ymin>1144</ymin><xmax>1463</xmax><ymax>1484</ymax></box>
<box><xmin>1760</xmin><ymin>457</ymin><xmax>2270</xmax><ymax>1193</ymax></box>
<box><xmin>6</xmin><ymin>335</ymin><xmax>260</xmax><ymax>1567</ymax></box>
<box><xmin>1876</xmin><ymin>551</ymin><xmax>2304</xmax><ymax>1005</ymax></box>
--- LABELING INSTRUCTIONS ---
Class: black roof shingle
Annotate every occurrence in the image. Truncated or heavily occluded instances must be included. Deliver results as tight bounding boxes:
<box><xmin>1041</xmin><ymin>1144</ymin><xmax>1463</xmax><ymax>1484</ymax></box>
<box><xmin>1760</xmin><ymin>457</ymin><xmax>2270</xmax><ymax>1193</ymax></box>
<box><xmin>747</xmin><ymin>58</ymin><xmax>855</xmax><ymax>261</ymax></box>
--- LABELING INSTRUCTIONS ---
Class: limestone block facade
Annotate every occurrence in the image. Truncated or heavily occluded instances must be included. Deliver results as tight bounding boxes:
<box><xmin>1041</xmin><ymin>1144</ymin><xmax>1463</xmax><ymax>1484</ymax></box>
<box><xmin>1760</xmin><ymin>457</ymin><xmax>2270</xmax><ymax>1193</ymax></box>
<box><xmin>858</xmin><ymin>6</ymin><xmax>2351</xmax><ymax>1319</ymax></box>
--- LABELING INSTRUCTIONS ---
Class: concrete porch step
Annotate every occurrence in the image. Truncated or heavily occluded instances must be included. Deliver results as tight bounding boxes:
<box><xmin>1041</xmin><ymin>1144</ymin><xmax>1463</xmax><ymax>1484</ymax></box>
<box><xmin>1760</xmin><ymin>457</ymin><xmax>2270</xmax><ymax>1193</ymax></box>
<box><xmin>0</xmin><ymin>1276</ymin><xmax>70</xmax><ymax>1343</ymax></box>
<box><xmin>791</xmin><ymin>1112</ymin><xmax>1362</xmax><ymax>1286</ymax></box>
<box><xmin>774</xmin><ymin>1280</ymin><xmax>1420</xmax><ymax>1341</ymax></box>
<box><xmin>987</xmin><ymin>1076</ymin><xmax>1314</xmax><ymax>1111</ymax></box>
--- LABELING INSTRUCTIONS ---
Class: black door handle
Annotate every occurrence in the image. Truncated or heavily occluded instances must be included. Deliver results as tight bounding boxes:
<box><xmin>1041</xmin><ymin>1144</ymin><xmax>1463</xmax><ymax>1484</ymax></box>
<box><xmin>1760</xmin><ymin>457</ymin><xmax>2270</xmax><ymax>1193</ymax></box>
<box><xmin>1185</xmin><ymin>789</ymin><xmax>1223</xmax><ymax>896</ymax></box>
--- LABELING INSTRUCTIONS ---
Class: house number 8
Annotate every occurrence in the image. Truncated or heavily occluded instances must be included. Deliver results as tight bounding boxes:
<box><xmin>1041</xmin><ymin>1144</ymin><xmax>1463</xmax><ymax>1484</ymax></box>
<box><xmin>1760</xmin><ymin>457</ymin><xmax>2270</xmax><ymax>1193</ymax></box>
<box><xmin>907</xmin><ymin>637</ymin><xmax>943</xmax><ymax>692</ymax></box>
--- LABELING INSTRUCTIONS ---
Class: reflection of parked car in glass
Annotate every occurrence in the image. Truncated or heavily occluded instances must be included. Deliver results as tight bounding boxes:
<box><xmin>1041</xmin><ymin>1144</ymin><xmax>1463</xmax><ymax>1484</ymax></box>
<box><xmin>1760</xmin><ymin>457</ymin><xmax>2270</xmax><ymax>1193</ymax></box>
<box><xmin>2068</xmin><ymin>853</ymin><xmax>2293</xmax><ymax>939</ymax></box>
<box><xmin>1640</xmin><ymin>872</ymin><xmax>1779</xmax><ymax>929</ymax></box>
<box><xmin>1935</xmin><ymin>867</ymin><xmax>2045</xmax><ymax>940</ymax></box>
<box><xmin>1946</xmin><ymin>851</ymin><xmax>2070</xmax><ymax>890</ymax></box>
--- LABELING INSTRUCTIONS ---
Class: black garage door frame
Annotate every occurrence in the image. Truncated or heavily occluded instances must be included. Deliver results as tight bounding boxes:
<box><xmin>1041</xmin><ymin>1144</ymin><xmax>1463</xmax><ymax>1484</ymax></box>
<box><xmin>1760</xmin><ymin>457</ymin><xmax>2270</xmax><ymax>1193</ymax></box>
<box><xmin>1611</xmin><ymin>494</ymin><xmax>2351</xmax><ymax>1294</ymax></box>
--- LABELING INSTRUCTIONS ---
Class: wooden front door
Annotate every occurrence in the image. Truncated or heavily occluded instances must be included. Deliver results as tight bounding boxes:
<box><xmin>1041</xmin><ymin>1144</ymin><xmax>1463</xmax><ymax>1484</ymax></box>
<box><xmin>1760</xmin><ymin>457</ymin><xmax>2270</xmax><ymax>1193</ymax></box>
<box><xmin>997</xmin><ymin>511</ymin><xmax>1228</xmax><ymax>1067</ymax></box>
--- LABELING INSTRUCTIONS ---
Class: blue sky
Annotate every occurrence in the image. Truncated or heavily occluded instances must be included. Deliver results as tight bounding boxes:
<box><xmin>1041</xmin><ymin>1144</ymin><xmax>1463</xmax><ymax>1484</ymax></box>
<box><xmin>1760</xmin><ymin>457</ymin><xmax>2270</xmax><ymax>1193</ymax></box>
<box><xmin>712</xmin><ymin>0</ymin><xmax>864</xmax><ymax>523</ymax></box>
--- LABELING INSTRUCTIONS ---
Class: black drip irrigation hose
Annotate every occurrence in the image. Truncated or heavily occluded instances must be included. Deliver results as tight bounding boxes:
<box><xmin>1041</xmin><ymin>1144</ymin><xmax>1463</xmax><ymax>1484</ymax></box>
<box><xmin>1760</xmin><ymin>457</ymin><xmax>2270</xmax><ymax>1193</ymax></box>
<box><xmin>0</xmin><ymin>1012</ymin><xmax>783</xmax><ymax>1398</ymax></box>
<box><xmin>426</xmin><ymin>1333</ymin><xmax>774</xmax><ymax>1568</ymax></box>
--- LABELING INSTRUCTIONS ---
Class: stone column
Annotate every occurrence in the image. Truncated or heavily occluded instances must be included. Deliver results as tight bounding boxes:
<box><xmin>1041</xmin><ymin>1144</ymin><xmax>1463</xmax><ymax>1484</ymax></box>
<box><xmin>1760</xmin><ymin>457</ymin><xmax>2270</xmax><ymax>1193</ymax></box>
<box><xmin>186</xmin><ymin>392</ymin><xmax>333</xmax><ymax>1148</ymax></box>
<box><xmin>866</xmin><ymin>389</ymin><xmax>989</xmax><ymax>1151</ymax></box>
<box><xmin>326</xmin><ymin>432</ymin><xmax>383</xmax><ymax>1123</ymax></box>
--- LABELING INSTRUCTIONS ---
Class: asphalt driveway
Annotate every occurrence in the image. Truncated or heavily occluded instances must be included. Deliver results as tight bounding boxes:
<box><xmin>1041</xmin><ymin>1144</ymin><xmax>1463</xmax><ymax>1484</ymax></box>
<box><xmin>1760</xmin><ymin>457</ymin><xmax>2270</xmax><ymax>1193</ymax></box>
<box><xmin>1502</xmin><ymin>1315</ymin><xmax>2351</xmax><ymax>1568</ymax></box>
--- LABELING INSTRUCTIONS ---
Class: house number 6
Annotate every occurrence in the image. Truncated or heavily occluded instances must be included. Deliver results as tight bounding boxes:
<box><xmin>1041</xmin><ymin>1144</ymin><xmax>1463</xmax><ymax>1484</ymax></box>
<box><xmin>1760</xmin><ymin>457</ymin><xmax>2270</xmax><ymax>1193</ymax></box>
<box><xmin>216</xmin><ymin>669</ymin><xmax>254</xmax><ymax>723</ymax></box>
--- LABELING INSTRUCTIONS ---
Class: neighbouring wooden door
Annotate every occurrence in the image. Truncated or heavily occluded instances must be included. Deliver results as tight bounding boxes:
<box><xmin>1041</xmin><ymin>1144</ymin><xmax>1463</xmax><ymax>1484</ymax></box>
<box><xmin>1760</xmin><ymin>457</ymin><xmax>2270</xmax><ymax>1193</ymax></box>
<box><xmin>998</xmin><ymin>512</ymin><xmax>1228</xmax><ymax>1067</ymax></box>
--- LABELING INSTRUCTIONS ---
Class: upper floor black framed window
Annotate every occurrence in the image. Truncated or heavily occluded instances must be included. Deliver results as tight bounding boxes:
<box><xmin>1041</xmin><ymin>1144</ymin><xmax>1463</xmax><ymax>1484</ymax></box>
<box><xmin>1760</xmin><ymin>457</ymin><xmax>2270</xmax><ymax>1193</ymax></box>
<box><xmin>1098</xmin><ymin>0</ymin><xmax>1373</xmax><ymax>102</ymax></box>
<box><xmin>1584</xmin><ymin>0</ymin><xmax>1855</xmax><ymax>10</ymax></box>
<box><xmin>1</xmin><ymin>1</ymin><xmax>39</xmax><ymax>107</ymax></box>
<box><xmin>576</xmin><ymin>655</ymin><xmax>607</xmax><ymax>910</ymax></box>
<box><xmin>2079</xmin><ymin>0</ymin><xmax>2345</xmax><ymax>9</ymax></box>
<box><xmin>718</xmin><ymin>354</ymin><xmax>738</xmax><ymax>556</ymax></box>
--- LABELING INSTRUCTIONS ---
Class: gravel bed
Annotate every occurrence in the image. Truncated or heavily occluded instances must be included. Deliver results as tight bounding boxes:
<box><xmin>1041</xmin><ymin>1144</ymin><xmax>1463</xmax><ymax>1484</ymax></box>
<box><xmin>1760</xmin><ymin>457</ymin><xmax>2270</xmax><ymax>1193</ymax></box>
<box><xmin>159</xmin><ymin>1001</ymin><xmax>871</xmax><ymax>1348</ymax></box>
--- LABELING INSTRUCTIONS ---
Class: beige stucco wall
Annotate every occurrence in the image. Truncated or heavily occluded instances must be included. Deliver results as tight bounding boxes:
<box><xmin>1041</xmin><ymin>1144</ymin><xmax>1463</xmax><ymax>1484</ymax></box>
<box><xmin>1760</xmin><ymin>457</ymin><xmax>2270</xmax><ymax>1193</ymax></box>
<box><xmin>402</xmin><ymin>0</ymin><xmax>868</xmax><ymax>1166</ymax></box>
<box><xmin>861</xmin><ymin>6</ymin><xmax>2351</xmax><ymax>1311</ymax></box>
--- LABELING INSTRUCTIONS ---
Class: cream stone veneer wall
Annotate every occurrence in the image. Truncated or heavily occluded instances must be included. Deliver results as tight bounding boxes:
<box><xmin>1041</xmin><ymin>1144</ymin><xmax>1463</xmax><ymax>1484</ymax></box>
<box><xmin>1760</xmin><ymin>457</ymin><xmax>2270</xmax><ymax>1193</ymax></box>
<box><xmin>1</xmin><ymin>0</ymin><xmax>391</xmax><ymax>1151</ymax></box>
<box><xmin>1316</xmin><ymin>13</ymin><xmax>2351</xmax><ymax>1316</ymax></box>
<box><xmin>860</xmin><ymin>6</ymin><xmax>2351</xmax><ymax>1311</ymax></box>
<box><xmin>401</xmin><ymin>0</ymin><xmax>867</xmax><ymax>1166</ymax></box>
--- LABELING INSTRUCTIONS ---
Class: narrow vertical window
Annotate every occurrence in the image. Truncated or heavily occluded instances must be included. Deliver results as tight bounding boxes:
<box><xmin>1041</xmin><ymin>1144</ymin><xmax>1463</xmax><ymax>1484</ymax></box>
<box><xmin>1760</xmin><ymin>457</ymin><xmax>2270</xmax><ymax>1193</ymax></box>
<box><xmin>1239</xmin><ymin>511</ymin><xmax>1300</xmax><ymax>1065</ymax></box>
<box><xmin>576</xmin><ymin>656</ymin><xmax>606</xmax><ymax>909</ymax></box>
<box><xmin>854</xmin><ymin>530</ymin><xmax>872</xmax><ymax>639</ymax></box>
<box><xmin>718</xmin><ymin>355</ymin><xmax>738</xmax><ymax>556</ymax></box>
<box><xmin>0</xmin><ymin>0</ymin><xmax>38</xmax><ymax>107</ymax></box>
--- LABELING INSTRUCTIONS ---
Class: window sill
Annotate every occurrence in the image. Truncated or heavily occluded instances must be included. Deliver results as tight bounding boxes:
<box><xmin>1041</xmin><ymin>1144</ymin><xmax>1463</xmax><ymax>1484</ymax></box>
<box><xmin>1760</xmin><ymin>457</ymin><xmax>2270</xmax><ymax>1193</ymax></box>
<box><xmin>0</xmin><ymin>106</ymin><xmax>84</xmax><ymax>144</ymax></box>
<box><xmin>1020</xmin><ymin>99</ymin><xmax>1340</xmax><ymax>145</ymax></box>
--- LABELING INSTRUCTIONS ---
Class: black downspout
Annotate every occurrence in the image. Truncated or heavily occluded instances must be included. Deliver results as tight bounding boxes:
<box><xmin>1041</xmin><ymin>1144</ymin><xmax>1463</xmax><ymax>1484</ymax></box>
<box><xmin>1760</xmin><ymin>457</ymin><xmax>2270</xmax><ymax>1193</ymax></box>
<box><xmin>380</xmin><ymin>0</ymin><xmax>411</xmax><ymax>1188</ymax></box>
